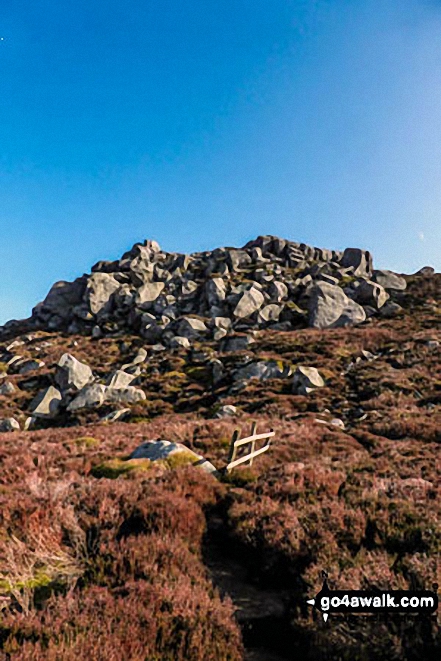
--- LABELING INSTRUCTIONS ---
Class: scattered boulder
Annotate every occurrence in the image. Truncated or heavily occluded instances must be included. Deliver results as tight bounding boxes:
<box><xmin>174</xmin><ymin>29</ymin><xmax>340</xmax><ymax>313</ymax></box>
<box><xmin>55</xmin><ymin>354</ymin><xmax>94</xmax><ymax>392</ymax></box>
<box><xmin>292</xmin><ymin>366</ymin><xmax>325</xmax><ymax>395</ymax></box>
<box><xmin>100</xmin><ymin>408</ymin><xmax>131</xmax><ymax>423</ymax></box>
<box><xmin>169</xmin><ymin>336</ymin><xmax>191</xmax><ymax>349</ymax></box>
<box><xmin>67</xmin><ymin>384</ymin><xmax>107</xmax><ymax>412</ymax></box>
<box><xmin>351</xmin><ymin>279</ymin><xmax>389</xmax><ymax>309</ymax></box>
<box><xmin>233</xmin><ymin>287</ymin><xmax>264</xmax><ymax>319</ymax></box>
<box><xmin>104</xmin><ymin>386</ymin><xmax>146</xmax><ymax>405</ymax></box>
<box><xmin>106</xmin><ymin>370</ymin><xmax>137</xmax><ymax>389</ymax></box>
<box><xmin>29</xmin><ymin>386</ymin><xmax>63</xmax><ymax>418</ymax></box>
<box><xmin>0</xmin><ymin>417</ymin><xmax>20</xmax><ymax>432</ymax></box>
<box><xmin>173</xmin><ymin>317</ymin><xmax>208</xmax><ymax>339</ymax></box>
<box><xmin>234</xmin><ymin>360</ymin><xmax>290</xmax><ymax>382</ymax></box>
<box><xmin>372</xmin><ymin>269</ymin><xmax>407</xmax><ymax>291</ymax></box>
<box><xmin>136</xmin><ymin>282</ymin><xmax>165</xmax><ymax>308</ymax></box>
<box><xmin>129</xmin><ymin>439</ymin><xmax>218</xmax><ymax>476</ymax></box>
<box><xmin>18</xmin><ymin>359</ymin><xmax>45</xmax><ymax>375</ymax></box>
<box><xmin>215</xmin><ymin>404</ymin><xmax>237</xmax><ymax>418</ymax></box>
<box><xmin>308</xmin><ymin>283</ymin><xmax>366</xmax><ymax>329</ymax></box>
<box><xmin>0</xmin><ymin>382</ymin><xmax>15</xmax><ymax>395</ymax></box>
<box><xmin>341</xmin><ymin>248</ymin><xmax>373</xmax><ymax>277</ymax></box>
<box><xmin>84</xmin><ymin>273</ymin><xmax>120</xmax><ymax>316</ymax></box>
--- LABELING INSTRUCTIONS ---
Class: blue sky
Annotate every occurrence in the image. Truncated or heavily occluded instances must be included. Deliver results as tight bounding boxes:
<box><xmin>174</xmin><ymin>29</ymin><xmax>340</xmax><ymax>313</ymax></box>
<box><xmin>1</xmin><ymin>0</ymin><xmax>441</xmax><ymax>323</ymax></box>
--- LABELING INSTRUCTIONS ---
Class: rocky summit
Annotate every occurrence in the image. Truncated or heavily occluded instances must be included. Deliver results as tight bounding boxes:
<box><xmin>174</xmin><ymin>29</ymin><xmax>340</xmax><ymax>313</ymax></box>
<box><xmin>7</xmin><ymin>236</ymin><xmax>406</xmax><ymax>341</ymax></box>
<box><xmin>0</xmin><ymin>236</ymin><xmax>439</xmax><ymax>661</ymax></box>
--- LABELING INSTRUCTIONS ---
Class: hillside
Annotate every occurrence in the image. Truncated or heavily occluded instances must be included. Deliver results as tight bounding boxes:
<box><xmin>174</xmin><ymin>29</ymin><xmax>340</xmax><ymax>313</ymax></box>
<box><xmin>0</xmin><ymin>237</ymin><xmax>439</xmax><ymax>660</ymax></box>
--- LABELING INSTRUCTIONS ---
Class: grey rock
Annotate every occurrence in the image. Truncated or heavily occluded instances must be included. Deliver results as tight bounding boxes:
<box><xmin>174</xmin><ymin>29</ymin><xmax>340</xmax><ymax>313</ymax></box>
<box><xmin>233</xmin><ymin>287</ymin><xmax>264</xmax><ymax>318</ymax></box>
<box><xmin>67</xmin><ymin>384</ymin><xmax>107</xmax><ymax>411</ymax></box>
<box><xmin>0</xmin><ymin>381</ymin><xmax>15</xmax><ymax>395</ymax></box>
<box><xmin>205</xmin><ymin>277</ymin><xmax>226</xmax><ymax>306</ymax></box>
<box><xmin>104</xmin><ymin>386</ymin><xmax>146</xmax><ymax>405</ymax></box>
<box><xmin>84</xmin><ymin>273</ymin><xmax>120</xmax><ymax>316</ymax></box>
<box><xmin>372</xmin><ymin>269</ymin><xmax>407</xmax><ymax>291</ymax></box>
<box><xmin>100</xmin><ymin>408</ymin><xmax>131</xmax><ymax>422</ymax></box>
<box><xmin>0</xmin><ymin>417</ymin><xmax>20</xmax><ymax>432</ymax></box>
<box><xmin>136</xmin><ymin>282</ymin><xmax>165</xmax><ymax>308</ymax></box>
<box><xmin>234</xmin><ymin>360</ymin><xmax>290</xmax><ymax>382</ymax></box>
<box><xmin>34</xmin><ymin>277</ymin><xmax>86</xmax><ymax>321</ymax></box>
<box><xmin>29</xmin><ymin>386</ymin><xmax>63</xmax><ymax>418</ymax></box>
<box><xmin>173</xmin><ymin>317</ymin><xmax>207</xmax><ymax>339</ymax></box>
<box><xmin>352</xmin><ymin>280</ymin><xmax>389</xmax><ymax>309</ymax></box>
<box><xmin>257</xmin><ymin>304</ymin><xmax>281</xmax><ymax>324</ymax></box>
<box><xmin>55</xmin><ymin>354</ymin><xmax>94</xmax><ymax>392</ymax></box>
<box><xmin>169</xmin><ymin>336</ymin><xmax>191</xmax><ymax>349</ymax></box>
<box><xmin>129</xmin><ymin>439</ymin><xmax>218</xmax><ymax>476</ymax></box>
<box><xmin>18</xmin><ymin>359</ymin><xmax>45</xmax><ymax>375</ymax></box>
<box><xmin>268</xmin><ymin>281</ymin><xmax>288</xmax><ymax>302</ymax></box>
<box><xmin>215</xmin><ymin>404</ymin><xmax>237</xmax><ymax>418</ymax></box>
<box><xmin>292</xmin><ymin>366</ymin><xmax>325</xmax><ymax>395</ymax></box>
<box><xmin>378</xmin><ymin>301</ymin><xmax>403</xmax><ymax>318</ymax></box>
<box><xmin>106</xmin><ymin>370</ymin><xmax>137</xmax><ymax>388</ymax></box>
<box><xmin>415</xmin><ymin>266</ymin><xmax>435</xmax><ymax>276</ymax></box>
<box><xmin>341</xmin><ymin>248</ymin><xmax>373</xmax><ymax>277</ymax></box>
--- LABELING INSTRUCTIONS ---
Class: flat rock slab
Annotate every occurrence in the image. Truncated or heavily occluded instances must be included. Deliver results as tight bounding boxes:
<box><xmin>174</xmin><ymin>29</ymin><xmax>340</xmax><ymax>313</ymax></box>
<box><xmin>130</xmin><ymin>440</ymin><xmax>218</xmax><ymax>475</ymax></box>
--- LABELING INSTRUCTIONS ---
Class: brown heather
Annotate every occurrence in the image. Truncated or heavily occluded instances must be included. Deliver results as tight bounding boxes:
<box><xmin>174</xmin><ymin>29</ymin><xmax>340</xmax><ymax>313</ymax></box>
<box><xmin>0</xmin><ymin>271</ymin><xmax>439</xmax><ymax>659</ymax></box>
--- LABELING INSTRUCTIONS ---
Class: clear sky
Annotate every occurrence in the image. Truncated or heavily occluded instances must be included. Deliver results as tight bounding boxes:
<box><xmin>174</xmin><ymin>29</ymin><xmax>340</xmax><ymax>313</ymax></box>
<box><xmin>1</xmin><ymin>0</ymin><xmax>441</xmax><ymax>323</ymax></box>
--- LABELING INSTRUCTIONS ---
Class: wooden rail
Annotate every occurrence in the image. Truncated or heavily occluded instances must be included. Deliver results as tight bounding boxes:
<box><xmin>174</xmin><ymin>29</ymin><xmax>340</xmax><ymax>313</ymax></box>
<box><xmin>224</xmin><ymin>422</ymin><xmax>274</xmax><ymax>473</ymax></box>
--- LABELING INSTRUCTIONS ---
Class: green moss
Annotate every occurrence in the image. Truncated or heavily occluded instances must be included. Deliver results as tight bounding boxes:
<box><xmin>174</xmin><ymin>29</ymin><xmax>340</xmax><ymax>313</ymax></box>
<box><xmin>0</xmin><ymin>568</ymin><xmax>52</xmax><ymax>593</ymax></box>
<box><xmin>0</xmin><ymin>362</ymin><xmax>8</xmax><ymax>373</ymax></box>
<box><xmin>222</xmin><ymin>467</ymin><xmax>258</xmax><ymax>487</ymax></box>
<box><xmin>163</xmin><ymin>449</ymin><xmax>200</xmax><ymax>470</ymax></box>
<box><xmin>73</xmin><ymin>436</ymin><xmax>100</xmax><ymax>448</ymax></box>
<box><xmin>91</xmin><ymin>458</ymin><xmax>151</xmax><ymax>479</ymax></box>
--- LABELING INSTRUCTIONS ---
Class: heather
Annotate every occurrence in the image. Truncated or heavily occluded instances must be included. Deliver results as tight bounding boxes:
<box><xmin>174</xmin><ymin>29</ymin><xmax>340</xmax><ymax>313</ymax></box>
<box><xmin>0</xmin><ymin>250</ymin><xmax>439</xmax><ymax>659</ymax></box>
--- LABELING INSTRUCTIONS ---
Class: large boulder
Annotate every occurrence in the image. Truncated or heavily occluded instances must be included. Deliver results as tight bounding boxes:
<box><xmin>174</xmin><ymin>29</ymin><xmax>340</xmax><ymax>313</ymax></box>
<box><xmin>205</xmin><ymin>277</ymin><xmax>226</xmax><ymax>307</ymax></box>
<box><xmin>84</xmin><ymin>273</ymin><xmax>120</xmax><ymax>316</ymax></box>
<box><xmin>173</xmin><ymin>317</ymin><xmax>208</xmax><ymax>339</ymax></box>
<box><xmin>29</xmin><ymin>386</ymin><xmax>63</xmax><ymax>418</ymax></box>
<box><xmin>136</xmin><ymin>282</ymin><xmax>165</xmax><ymax>308</ymax></box>
<box><xmin>33</xmin><ymin>277</ymin><xmax>87</xmax><ymax>322</ymax></box>
<box><xmin>351</xmin><ymin>279</ymin><xmax>389</xmax><ymax>309</ymax></box>
<box><xmin>67</xmin><ymin>384</ymin><xmax>107</xmax><ymax>411</ymax></box>
<box><xmin>55</xmin><ymin>354</ymin><xmax>94</xmax><ymax>392</ymax></box>
<box><xmin>308</xmin><ymin>282</ymin><xmax>366</xmax><ymax>329</ymax></box>
<box><xmin>233</xmin><ymin>287</ymin><xmax>264</xmax><ymax>319</ymax></box>
<box><xmin>372</xmin><ymin>269</ymin><xmax>407</xmax><ymax>291</ymax></box>
<box><xmin>340</xmin><ymin>248</ymin><xmax>373</xmax><ymax>277</ymax></box>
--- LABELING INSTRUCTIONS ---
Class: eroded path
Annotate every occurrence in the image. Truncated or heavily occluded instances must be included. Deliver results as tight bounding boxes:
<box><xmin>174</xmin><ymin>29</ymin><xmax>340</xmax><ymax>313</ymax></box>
<box><xmin>203</xmin><ymin>515</ymin><xmax>295</xmax><ymax>661</ymax></box>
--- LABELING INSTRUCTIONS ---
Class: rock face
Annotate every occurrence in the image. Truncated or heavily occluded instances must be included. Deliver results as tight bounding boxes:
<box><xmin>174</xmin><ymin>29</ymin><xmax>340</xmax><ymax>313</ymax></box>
<box><xmin>24</xmin><ymin>235</ymin><xmax>407</xmax><ymax>340</ymax></box>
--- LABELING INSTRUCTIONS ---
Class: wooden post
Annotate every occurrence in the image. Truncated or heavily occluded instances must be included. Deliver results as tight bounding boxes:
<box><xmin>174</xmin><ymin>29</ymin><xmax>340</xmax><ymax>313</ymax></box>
<box><xmin>249</xmin><ymin>422</ymin><xmax>257</xmax><ymax>466</ymax></box>
<box><xmin>226</xmin><ymin>429</ymin><xmax>240</xmax><ymax>472</ymax></box>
